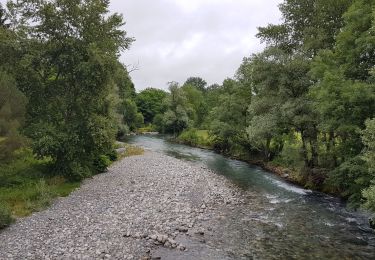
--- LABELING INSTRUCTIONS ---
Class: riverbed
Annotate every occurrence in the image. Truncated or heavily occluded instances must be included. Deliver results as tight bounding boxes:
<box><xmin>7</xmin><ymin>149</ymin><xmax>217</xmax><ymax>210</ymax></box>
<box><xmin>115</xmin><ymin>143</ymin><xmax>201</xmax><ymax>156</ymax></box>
<box><xmin>126</xmin><ymin>135</ymin><xmax>375</xmax><ymax>259</ymax></box>
<box><xmin>0</xmin><ymin>135</ymin><xmax>374</xmax><ymax>259</ymax></box>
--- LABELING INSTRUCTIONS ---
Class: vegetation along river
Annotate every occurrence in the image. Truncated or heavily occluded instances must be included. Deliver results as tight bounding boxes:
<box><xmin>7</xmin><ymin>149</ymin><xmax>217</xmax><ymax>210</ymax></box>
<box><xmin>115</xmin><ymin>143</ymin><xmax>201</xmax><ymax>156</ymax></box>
<box><xmin>126</xmin><ymin>135</ymin><xmax>375</xmax><ymax>259</ymax></box>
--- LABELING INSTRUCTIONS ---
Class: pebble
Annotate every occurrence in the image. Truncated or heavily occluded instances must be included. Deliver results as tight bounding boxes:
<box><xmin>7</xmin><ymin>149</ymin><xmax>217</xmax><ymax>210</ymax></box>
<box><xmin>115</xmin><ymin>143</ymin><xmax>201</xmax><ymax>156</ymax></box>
<box><xmin>0</xmin><ymin>152</ymin><xmax>242</xmax><ymax>259</ymax></box>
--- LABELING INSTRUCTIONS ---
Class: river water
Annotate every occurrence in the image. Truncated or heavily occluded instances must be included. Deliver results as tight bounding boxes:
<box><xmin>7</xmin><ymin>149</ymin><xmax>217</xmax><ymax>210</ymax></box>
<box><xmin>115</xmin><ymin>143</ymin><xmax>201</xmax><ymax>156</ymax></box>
<box><xmin>126</xmin><ymin>135</ymin><xmax>375</xmax><ymax>259</ymax></box>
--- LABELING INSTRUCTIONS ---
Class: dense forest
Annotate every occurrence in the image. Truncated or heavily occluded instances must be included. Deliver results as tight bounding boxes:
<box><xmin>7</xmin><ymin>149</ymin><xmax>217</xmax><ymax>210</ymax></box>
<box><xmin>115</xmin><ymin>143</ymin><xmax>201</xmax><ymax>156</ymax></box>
<box><xmin>1</xmin><ymin>0</ymin><xmax>375</xmax><ymax>229</ymax></box>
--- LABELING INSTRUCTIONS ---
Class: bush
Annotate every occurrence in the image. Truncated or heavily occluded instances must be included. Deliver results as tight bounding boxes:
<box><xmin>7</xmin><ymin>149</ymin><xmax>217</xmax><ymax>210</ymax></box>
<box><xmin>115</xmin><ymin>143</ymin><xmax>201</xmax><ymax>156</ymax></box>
<box><xmin>363</xmin><ymin>184</ymin><xmax>375</xmax><ymax>212</ymax></box>
<box><xmin>25</xmin><ymin>179</ymin><xmax>54</xmax><ymax>212</ymax></box>
<box><xmin>117</xmin><ymin>124</ymin><xmax>130</xmax><ymax>138</ymax></box>
<box><xmin>57</xmin><ymin>161</ymin><xmax>92</xmax><ymax>181</ymax></box>
<box><xmin>178</xmin><ymin>129</ymin><xmax>200</xmax><ymax>146</ymax></box>
<box><xmin>0</xmin><ymin>203</ymin><xmax>13</xmax><ymax>229</ymax></box>
<box><xmin>326</xmin><ymin>156</ymin><xmax>372</xmax><ymax>208</ymax></box>
<box><xmin>94</xmin><ymin>155</ymin><xmax>111</xmax><ymax>173</ymax></box>
<box><xmin>106</xmin><ymin>149</ymin><xmax>118</xmax><ymax>161</ymax></box>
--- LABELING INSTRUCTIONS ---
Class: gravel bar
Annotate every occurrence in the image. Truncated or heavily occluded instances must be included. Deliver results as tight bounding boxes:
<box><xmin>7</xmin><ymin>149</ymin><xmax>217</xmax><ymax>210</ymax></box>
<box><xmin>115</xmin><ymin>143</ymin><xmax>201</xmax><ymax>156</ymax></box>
<box><xmin>0</xmin><ymin>152</ymin><xmax>248</xmax><ymax>260</ymax></box>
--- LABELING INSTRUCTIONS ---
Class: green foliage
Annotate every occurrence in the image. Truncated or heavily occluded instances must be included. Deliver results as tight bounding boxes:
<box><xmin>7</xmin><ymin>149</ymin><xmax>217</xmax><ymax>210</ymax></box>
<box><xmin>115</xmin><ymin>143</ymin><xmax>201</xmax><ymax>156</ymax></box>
<box><xmin>362</xmin><ymin>185</ymin><xmax>375</xmax><ymax>213</ymax></box>
<box><xmin>0</xmin><ymin>203</ymin><xmax>13</xmax><ymax>229</ymax></box>
<box><xmin>152</xmin><ymin>113</ymin><xmax>165</xmax><ymax>133</ymax></box>
<box><xmin>121</xmin><ymin>99</ymin><xmax>144</xmax><ymax>131</ymax></box>
<box><xmin>361</xmin><ymin>118</ymin><xmax>375</xmax><ymax>213</ymax></box>
<box><xmin>272</xmin><ymin>134</ymin><xmax>304</xmax><ymax>170</ymax></box>
<box><xmin>178</xmin><ymin>129</ymin><xmax>200</xmax><ymax>146</ymax></box>
<box><xmin>257</xmin><ymin>0</ymin><xmax>352</xmax><ymax>54</ymax></box>
<box><xmin>161</xmin><ymin>82</ymin><xmax>190</xmax><ymax>136</ymax></box>
<box><xmin>117</xmin><ymin>124</ymin><xmax>130</xmax><ymax>138</ymax></box>
<box><xmin>177</xmin><ymin>129</ymin><xmax>212</xmax><ymax>148</ymax></box>
<box><xmin>184</xmin><ymin>77</ymin><xmax>207</xmax><ymax>92</ymax></box>
<box><xmin>0</xmin><ymin>71</ymin><xmax>27</xmax><ymax>136</ymax></box>
<box><xmin>181</xmin><ymin>84</ymin><xmax>208</xmax><ymax>127</ymax></box>
<box><xmin>115</xmin><ymin>143</ymin><xmax>144</xmax><ymax>158</ymax></box>
<box><xmin>208</xmin><ymin>79</ymin><xmax>251</xmax><ymax>153</ymax></box>
<box><xmin>0</xmin><ymin>71</ymin><xmax>27</xmax><ymax>162</ymax></box>
<box><xmin>326</xmin><ymin>157</ymin><xmax>372</xmax><ymax>208</ymax></box>
<box><xmin>114</xmin><ymin>62</ymin><xmax>136</xmax><ymax>100</ymax></box>
<box><xmin>24</xmin><ymin>179</ymin><xmax>54</xmax><ymax>212</ymax></box>
<box><xmin>6</xmin><ymin>0</ymin><xmax>133</xmax><ymax>179</ymax></box>
<box><xmin>93</xmin><ymin>155</ymin><xmax>111</xmax><ymax>173</ymax></box>
<box><xmin>0</xmin><ymin>148</ymin><xmax>80</xmax><ymax>218</ymax></box>
<box><xmin>136</xmin><ymin>88</ymin><xmax>168</xmax><ymax>124</ymax></box>
<box><xmin>361</xmin><ymin>118</ymin><xmax>375</xmax><ymax>174</ymax></box>
<box><xmin>106</xmin><ymin>149</ymin><xmax>118</xmax><ymax>162</ymax></box>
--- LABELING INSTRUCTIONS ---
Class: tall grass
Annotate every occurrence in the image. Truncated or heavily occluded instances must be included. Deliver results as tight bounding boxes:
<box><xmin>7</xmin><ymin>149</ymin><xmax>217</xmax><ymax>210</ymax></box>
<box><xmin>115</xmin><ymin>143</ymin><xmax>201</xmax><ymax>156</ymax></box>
<box><xmin>0</xmin><ymin>149</ymin><xmax>80</xmax><ymax>227</ymax></box>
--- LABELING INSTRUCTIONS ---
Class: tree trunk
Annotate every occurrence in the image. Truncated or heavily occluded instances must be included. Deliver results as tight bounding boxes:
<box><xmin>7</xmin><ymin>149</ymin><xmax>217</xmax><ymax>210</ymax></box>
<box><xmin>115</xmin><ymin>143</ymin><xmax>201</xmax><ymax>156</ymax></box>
<box><xmin>310</xmin><ymin>127</ymin><xmax>319</xmax><ymax>168</ymax></box>
<box><xmin>301</xmin><ymin>131</ymin><xmax>310</xmax><ymax>168</ymax></box>
<box><xmin>264</xmin><ymin>138</ymin><xmax>271</xmax><ymax>161</ymax></box>
<box><xmin>328</xmin><ymin>130</ymin><xmax>337</xmax><ymax>168</ymax></box>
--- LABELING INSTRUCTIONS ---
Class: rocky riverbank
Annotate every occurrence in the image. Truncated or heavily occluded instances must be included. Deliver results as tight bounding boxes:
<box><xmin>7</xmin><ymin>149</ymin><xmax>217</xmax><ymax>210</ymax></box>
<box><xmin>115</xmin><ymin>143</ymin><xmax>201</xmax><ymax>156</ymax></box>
<box><xmin>0</xmin><ymin>152</ymin><xmax>251</xmax><ymax>259</ymax></box>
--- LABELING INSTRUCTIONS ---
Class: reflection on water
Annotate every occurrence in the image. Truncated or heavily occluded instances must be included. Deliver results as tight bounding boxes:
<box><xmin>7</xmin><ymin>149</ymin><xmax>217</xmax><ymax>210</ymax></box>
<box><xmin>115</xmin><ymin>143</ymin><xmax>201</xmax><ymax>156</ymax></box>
<box><xmin>126</xmin><ymin>135</ymin><xmax>375</xmax><ymax>259</ymax></box>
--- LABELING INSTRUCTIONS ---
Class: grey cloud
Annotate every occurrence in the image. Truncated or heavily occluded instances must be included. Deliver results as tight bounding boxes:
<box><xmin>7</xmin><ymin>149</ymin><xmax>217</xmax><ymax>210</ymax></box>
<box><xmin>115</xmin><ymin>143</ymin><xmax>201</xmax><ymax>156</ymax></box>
<box><xmin>109</xmin><ymin>0</ymin><xmax>283</xmax><ymax>90</ymax></box>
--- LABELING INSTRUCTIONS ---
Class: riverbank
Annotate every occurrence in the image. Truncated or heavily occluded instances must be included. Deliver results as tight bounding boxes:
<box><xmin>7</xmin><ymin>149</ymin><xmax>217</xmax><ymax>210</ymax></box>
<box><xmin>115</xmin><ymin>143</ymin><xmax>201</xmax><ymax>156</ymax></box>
<box><xmin>172</xmin><ymin>135</ymin><xmax>375</xmax><ymax>228</ymax></box>
<box><xmin>0</xmin><ymin>152</ymin><xmax>253</xmax><ymax>259</ymax></box>
<box><xmin>172</xmin><ymin>136</ymin><xmax>304</xmax><ymax>189</ymax></box>
<box><xmin>2</xmin><ymin>149</ymin><xmax>374</xmax><ymax>259</ymax></box>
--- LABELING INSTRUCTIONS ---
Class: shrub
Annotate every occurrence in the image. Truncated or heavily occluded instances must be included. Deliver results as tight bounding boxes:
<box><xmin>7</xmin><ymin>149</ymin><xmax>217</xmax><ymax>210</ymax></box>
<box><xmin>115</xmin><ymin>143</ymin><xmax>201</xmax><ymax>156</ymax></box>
<box><xmin>0</xmin><ymin>203</ymin><xmax>13</xmax><ymax>229</ymax></box>
<box><xmin>58</xmin><ymin>161</ymin><xmax>92</xmax><ymax>181</ymax></box>
<box><xmin>363</xmin><ymin>184</ymin><xmax>375</xmax><ymax>211</ymax></box>
<box><xmin>25</xmin><ymin>180</ymin><xmax>54</xmax><ymax>212</ymax></box>
<box><xmin>106</xmin><ymin>149</ymin><xmax>118</xmax><ymax>161</ymax></box>
<box><xmin>94</xmin><ymin>155</ymin><xmax>111</xmax><ymax>173</ymax></box>
<box><xmin>117</xmin><ymin>124</ymin><xmax>130</xmax><ymax>138</ymax></box>
<box><xmin>326</xmin><ymin>156</ymin><xmax>372</xmax><ymax>208</ymax></box>
<box><xmin>178</xmin><ymin>129</ymin><xmax>200</xmax><ymax>146</ymax></box>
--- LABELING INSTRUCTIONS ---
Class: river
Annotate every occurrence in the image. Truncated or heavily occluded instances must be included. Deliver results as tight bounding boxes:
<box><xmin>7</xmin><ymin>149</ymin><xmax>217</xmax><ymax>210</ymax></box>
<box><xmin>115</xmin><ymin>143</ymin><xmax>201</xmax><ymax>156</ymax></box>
<box><xmin>126</xmin><ymin>135</ymin><xmax>375</xmax><ymax>259</ymax></box>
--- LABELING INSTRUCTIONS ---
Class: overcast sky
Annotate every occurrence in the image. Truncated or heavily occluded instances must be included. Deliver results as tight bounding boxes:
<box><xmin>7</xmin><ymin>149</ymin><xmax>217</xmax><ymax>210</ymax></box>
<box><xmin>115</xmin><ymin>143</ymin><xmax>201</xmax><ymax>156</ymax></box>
<box><xmin>110</xmin><ymin>0</ymin><xmax>282</xmax><ymax>91</ymax></box>
<box><xmin>0</xmin><ymin>0</ymin><xmax>283</xmax><ymax>91</ymax></box>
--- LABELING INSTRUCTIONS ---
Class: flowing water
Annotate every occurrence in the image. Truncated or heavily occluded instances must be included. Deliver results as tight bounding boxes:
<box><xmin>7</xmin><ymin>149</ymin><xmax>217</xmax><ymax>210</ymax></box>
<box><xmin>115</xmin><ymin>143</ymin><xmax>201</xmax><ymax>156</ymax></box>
<box><xmin>126</xmin><ymin>135</ymin><xmax>375</xmax><ymax>259</ymax></box>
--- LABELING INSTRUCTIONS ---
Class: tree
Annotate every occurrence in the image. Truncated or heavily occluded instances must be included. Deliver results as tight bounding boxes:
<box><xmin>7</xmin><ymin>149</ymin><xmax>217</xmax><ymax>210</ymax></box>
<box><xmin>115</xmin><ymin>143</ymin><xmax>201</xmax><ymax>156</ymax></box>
<box><xmin>253</xmin><ymin>0</ymin><xmax>354</xmax><ymax>177</ymax></box>
<box><xmin>162</xmin><ymin>82</ymin><xmax>190</xmax><ymax>136</ymax></box>
<box><xmin>209</xmin><ymin>79</ymin><xmax>250</xmax><ymax>153</ymax></box>
<box><xmin>310</xmin><ymin>0</ymin><xmax>375</xmax><ymax>166</ymax></box>
<box><xmin>114</xmin><ymin>62</ymin><xmax>136</xmax><ymax>101</ymax></box>
<box><xmin>184</xmin><ymin>77</ymin><xmax>207</xmax><ymax>92</ymax></box>
<box><xmin>257</xmin><ymin>0</ymin><xmax>353</xmax><ymax>55</ymax></box>
<box><xmin>0</xmin><ymin>71</ymin><xmax>27</xmax><ymax>161</ymax></box>
<box><xmin>362</xmin><ymin>119</ymin><xmax>375</xmax><ymax>216</ymax></box>
<box><xmin>181</xmin><ymin>84</ymin><xmax>207</xmax><ymax>127</ymax></box>
<box><xmin>0</xmin><ymin>3</ymin><xmax>10</xmax><ymax>28</ymax></box>
<box><xmin>136</xmin><ymin>88</ymin><xmax>168</xmax><ymax>124</ymax></box>
<box><xmin>121</xmin><ymin>99</ymin><xmax>143</xmax><ymax>132</ymax></box>
<box><xmin>8</xmin><ymin>0</ymin><xmax>134</xmax><ymax>179</ymax></box>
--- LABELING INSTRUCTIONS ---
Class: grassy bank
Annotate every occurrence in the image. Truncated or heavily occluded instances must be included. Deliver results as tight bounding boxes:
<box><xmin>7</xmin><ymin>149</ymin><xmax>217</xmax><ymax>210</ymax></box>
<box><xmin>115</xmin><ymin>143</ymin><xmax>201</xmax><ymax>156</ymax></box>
<box><xmin>0</xmin><ymin>149</ymin><xmax>81</xmax><ymax>228</ymax></box>
<box><xmin>0</xmin><ymin>143</ymin><xmax>144</xmax><ymax>229</ymax></box>
<box><xmin>175</xmin><ymin>129</ymin><xmax>213</xmax><ymax>149</ymax></box>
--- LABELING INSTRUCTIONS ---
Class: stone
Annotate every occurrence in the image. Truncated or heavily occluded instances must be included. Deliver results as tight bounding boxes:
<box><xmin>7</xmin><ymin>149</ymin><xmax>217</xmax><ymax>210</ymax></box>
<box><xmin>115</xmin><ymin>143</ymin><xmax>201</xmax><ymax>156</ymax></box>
<box><xmin>370</xmin><ymin>218</ymin><xmax>375</xmax><ymax>229</ymax></box>
<box><xmin>0</xmin><ymin>152</ymin><xmax>250</xmax><ymax>259</ymax></box>
<box><xmin>178</xmin><ymin>245</ymin><xmax>186</xmax><ymax>251</ymax></box>
<box><xmin>178</xmin><ymin>226</ymin><xmax>188</xmax><ymax>232</ymax></box>
<box><xmin>197</xmin><ymin>229</ymin><xmax>204</xmax><ymax>235</ymax></box>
